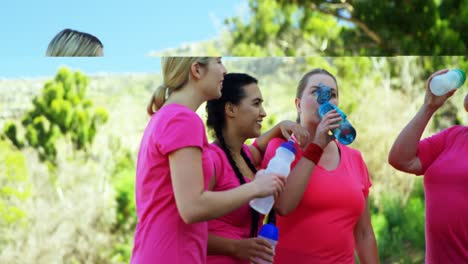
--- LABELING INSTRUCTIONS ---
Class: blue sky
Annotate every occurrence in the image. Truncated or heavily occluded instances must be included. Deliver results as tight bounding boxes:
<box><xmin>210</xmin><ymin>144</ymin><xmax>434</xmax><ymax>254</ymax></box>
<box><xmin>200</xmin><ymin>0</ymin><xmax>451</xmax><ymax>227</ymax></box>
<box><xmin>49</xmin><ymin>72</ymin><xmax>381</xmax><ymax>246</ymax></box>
<box><xmin>0</xmin><ymin>0</ymin><xmax>246</xmax><ymax>78</ymax></box>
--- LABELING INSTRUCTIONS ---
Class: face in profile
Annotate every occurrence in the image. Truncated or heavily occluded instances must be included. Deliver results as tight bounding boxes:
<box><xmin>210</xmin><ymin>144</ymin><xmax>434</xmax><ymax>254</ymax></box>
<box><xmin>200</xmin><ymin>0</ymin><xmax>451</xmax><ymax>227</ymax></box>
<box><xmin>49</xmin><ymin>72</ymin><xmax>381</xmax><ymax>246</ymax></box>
<box><xmin>199</xmin><ymin>57</ymin><xmax>227</xmax><ymax>100</ymax></box>
<box><xmin>232</xmin><ymin>82</ymin><xmax>267</xmax><ymax>138</ymax></box>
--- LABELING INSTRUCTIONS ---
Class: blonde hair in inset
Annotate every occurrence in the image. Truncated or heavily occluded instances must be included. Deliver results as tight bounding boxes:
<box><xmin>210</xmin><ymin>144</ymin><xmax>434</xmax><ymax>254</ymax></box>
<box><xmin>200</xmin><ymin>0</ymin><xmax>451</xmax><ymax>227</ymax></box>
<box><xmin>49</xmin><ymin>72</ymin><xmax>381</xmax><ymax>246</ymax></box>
<box><xmin>46</xmin><ymin>29</ymin><xmax>104</xmax><ymax>57</ymax></box>
<box><xmin>147</xmin><ymin>57</ymin><xmax>211</xmax><ymax>116</ymax></box>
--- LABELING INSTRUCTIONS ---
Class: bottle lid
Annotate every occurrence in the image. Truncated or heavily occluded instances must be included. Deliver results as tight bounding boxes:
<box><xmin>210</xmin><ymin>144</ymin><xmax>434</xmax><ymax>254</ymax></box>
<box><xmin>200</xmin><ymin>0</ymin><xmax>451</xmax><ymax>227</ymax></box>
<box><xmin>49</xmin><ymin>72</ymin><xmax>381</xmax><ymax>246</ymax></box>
<box><xmin>453</xmin><ymin>68</ymin><xmax>466</xmax><ymax>86</ymax></box>
<box><xmin>315</xmin><ymin>83</ymin><xmax>332</xmax><ymax>104</ymax></box>
<box><xmin>280</xmin><ymin>141</ymin><xmax>296</xmax><ymax>154</ymax></box>
<box><xmin>259</xmin><ymin>223</ymin><xmax>279</xmax><ymax>241</ymax></box>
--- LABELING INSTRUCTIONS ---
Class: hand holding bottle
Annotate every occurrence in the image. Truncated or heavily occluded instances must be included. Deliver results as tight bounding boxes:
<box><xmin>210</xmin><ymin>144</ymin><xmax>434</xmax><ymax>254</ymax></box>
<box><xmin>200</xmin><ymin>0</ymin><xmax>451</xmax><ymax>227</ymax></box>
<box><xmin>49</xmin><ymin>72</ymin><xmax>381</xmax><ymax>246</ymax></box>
<box><xmin>313</xmin><ymin>109</ymin><xmax>342</xmax><ymax>149</ymax></box>
<box><xmin>250</xmin><ymin>141</ymin><xmax>296</xmax><ymax>214</ymax></box>
<box><xmin>424</xmin><ymin>69</ymin><xmax>458</xmax><ymax>110</ymax></box>
<box><xmin>251</xmin><ymin>169</ymin><xmax>286</xmax><ymax>199</ymax></box>
<box><xmin>232</xmin><ymin>237</ymin><xmax>274</xmax><ymax>264</ymax></box>
<box><xmin>315</xmin><ymin>83</ymin><xmax>356</xmax><ymax>145</ymax></box>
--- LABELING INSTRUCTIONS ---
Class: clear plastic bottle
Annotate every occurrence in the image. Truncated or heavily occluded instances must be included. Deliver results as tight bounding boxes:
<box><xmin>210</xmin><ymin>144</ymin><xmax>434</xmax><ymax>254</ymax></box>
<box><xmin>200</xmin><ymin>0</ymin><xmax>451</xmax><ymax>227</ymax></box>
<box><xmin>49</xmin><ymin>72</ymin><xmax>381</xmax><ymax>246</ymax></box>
<box><xmin>316</xmin><ymin>83</ymin><xmax>356</xmax><ymax>145</ymax></box>
<box><xmin>429</xmin><ymin>69</ymin><xmax>466</xmax><ymax>96</ymax></box>
<box><xmin>249</xmin><ymin>140</ymin><xmax>296</xmax><ymax>215</ymax></box>
<box><xmin>255</xmin><ymin>223</ymin><xmax>279</xmax><ymax>264</ymax></box>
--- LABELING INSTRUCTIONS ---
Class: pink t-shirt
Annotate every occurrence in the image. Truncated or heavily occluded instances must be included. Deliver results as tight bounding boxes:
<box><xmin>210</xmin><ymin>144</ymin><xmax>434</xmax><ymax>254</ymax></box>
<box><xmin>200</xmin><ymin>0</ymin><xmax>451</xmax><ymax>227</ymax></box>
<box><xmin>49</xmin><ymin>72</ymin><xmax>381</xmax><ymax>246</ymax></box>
<box><xmin>207</xmin><ymin>143</ymin><xmax>264</xmax><ymax>264</ymax></box>
<box><xmin>131</xmin><ymin>104</ymin><xmax>214</xmax><ymax>264</ymax></box>
<box><xmin>261</xmin><ymin>138</ymin><xmax>371</xmax><ymax>264</ymax></box>
<box><xmin>417</xmin><ymin>125</ymin><xmax>468</xmax><ymax>263</ymax></box>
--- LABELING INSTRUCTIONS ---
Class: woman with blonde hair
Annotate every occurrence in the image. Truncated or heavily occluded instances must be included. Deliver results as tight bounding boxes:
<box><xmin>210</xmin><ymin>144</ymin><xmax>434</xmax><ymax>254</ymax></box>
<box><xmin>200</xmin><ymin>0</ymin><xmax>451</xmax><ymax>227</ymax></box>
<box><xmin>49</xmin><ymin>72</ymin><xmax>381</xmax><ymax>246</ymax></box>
<box><xmin>130</xmin><ymin>57</ymin><xmax>286</xmax><ymax>264</ymax></box>
<box><xmin>46</xmin><ymin>28</ymin><xmax>103</xmax><ymax>57</ymax></box>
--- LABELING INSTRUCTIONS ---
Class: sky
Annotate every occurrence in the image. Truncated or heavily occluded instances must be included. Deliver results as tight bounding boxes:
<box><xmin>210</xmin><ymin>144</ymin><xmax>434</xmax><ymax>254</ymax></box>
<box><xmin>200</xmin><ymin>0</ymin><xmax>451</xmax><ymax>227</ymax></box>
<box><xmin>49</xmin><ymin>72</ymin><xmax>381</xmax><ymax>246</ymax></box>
<box><xmin>0</xmin><ymin>0</ymin><xmax>246</xmax><ymax>78</ymax></box>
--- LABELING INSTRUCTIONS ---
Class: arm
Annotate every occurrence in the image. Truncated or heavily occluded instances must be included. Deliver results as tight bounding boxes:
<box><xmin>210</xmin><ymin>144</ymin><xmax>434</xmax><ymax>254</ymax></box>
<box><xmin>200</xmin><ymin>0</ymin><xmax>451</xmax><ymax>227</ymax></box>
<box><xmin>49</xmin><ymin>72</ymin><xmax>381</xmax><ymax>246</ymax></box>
<box><xmin>207</xmin><ymin>234</ymin><xmax>273</xmax><ymax>263</ymax></box>
<box><xmin>354</xmin><ymin>197</ymin><xmax>379</xmax><ymax>264</ymax></box>
<box><xmin>387</xmin><ymin>104</ymin><xmax>435</xmax><ymax>175</ymax></box>
<box><xmin>275</xmin><ymin>111</ymin><xmax>341</xmax><ymax>215</ymax></box>
<box><xmin>169</xmin><ymin>147</ymin><xmax>285</xmax><ymax>224</ymax></box>
<box><xmin>274</xmin><ymin>157</ymin><xmax>315</xmax><ymax>216</ymax></box>
<box><xmin>248</xmin><ymin>120</ymin><xmax>309</xmax><ymax>166</ymax></box>
<box><xmin>388</xmin><ymin>69</ymin><xmax>455</xmax><ymax>175</ymax></box>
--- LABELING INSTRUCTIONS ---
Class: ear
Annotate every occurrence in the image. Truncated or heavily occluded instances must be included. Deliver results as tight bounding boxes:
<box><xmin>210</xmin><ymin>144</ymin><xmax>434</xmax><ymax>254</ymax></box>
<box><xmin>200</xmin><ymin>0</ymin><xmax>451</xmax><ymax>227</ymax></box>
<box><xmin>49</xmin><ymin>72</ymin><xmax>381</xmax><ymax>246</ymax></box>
<box><xmin>225</xmin><ymin>102</ymin><xmax>237</xmax><ymax>118</ymax></box>
<box><xmin>295</xmin><ymin>97</ymin><xmax>301</xmax><ymax>113</ymax></box>
<box><xmin>190</xmin><ymin>62</ymin><xmax>202</xmax><ymax>80</ymax></box>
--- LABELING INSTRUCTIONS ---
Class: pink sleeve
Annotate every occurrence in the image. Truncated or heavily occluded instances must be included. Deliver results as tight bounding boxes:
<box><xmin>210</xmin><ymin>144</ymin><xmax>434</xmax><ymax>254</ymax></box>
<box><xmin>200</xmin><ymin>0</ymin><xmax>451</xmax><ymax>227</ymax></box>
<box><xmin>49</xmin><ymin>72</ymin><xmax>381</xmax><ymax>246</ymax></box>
<box><xmin>417</xmin><ymin>127</ymin><xmax>452</xmax><ymax>173</ymax></box>
<box><xmin>260</xmin><ymin>138</ymin><xmax>286</xmax><ymax>169</ymax></box>
<box><xmin>157</xmin><ymin>110</ymin><xmax>205</xmax><ymax>155</ymax></box>
<box><xmin>358</xmin><ymin>153</ymin><xmax>372</xmax><ymax>198</ymax></box>
<box><xmin>208</xmin><ymin>146</ymin><xmax>223</xmax><ymax>188</ymax></box>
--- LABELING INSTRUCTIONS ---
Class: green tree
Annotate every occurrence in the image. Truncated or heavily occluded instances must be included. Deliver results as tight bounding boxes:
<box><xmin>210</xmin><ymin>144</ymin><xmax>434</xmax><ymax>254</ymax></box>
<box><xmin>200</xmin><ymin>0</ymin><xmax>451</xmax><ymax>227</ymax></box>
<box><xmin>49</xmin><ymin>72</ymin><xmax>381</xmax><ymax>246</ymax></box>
<box><xmin>225</xmin><ymin>0</ymin><xmax>467</xmax><ymax>56</ymax></box>
<box><xmin>3</xmin><ymin>67</ymin><xmax>109</xmax><ymax>164</ymax></box>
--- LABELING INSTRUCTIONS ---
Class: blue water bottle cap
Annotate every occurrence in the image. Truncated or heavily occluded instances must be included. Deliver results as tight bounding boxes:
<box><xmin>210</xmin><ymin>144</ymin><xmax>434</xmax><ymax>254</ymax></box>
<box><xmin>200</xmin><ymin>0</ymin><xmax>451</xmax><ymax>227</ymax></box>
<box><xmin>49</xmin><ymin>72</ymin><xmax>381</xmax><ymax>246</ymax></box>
<box><xmin>315</xmin><ymin>83</ymin><xmax>332</xmax><ymax>104</ymax></box>
<box><xmin>259</xmin><ymin>223</ymin><xmax>279</xmax><ymax>241</ymax></box>
<box><xmin>280</xmin><ymin>141</ymin><xmax>296</xmax><ymax>154</ymax></box>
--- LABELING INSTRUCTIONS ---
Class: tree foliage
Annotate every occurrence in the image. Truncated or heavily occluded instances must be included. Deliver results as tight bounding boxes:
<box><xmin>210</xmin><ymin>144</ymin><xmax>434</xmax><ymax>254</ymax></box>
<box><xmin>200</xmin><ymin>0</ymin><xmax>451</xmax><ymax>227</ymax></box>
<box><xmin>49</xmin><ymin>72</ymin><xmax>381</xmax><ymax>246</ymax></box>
<box><xmin>225</xmin><ymin>0</ymin><xmax>468</xmax><ymax>55</ymax></box>
<box><xmin>3</xmin><ymin>67</ymin><xmax>109</xmax><ymax>164</ymax></box>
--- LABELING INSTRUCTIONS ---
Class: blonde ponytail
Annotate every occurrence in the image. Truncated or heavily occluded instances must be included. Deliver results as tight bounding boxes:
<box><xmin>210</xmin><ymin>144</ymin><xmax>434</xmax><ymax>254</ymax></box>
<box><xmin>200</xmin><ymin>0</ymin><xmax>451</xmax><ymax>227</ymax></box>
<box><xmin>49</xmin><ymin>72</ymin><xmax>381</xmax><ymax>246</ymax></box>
<box><xmin>147</xmin><ymin>57</ymin><xmax>211</xmax><ymax>116</ymax></box>
<box><xmin>147</xmin><ymin>84</ymin><xmax>167</xmax><ymax>116</ymax></box>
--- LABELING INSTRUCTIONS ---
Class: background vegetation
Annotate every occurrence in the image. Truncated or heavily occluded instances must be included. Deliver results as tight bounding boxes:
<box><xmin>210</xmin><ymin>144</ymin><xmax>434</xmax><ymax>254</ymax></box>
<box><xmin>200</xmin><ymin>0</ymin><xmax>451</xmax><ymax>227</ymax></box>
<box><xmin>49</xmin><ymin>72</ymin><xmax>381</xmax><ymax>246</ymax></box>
<box><xmin>152</xmin><ymin>0</ymin><xmax>467</xmax><ymax>57</ymax></box>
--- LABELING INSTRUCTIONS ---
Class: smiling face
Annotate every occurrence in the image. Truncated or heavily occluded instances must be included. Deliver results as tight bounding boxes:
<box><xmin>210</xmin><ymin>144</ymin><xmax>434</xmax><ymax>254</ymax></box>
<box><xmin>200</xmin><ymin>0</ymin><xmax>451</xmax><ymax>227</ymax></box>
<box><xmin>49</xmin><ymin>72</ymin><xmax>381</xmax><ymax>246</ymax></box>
<box><xmin>230</xmin><ymin>82</ymin><xmax>267</xmax><ymax>138</ymax></box>
<box><xmin>295</xmin><ymin>73</ymin><xmax>339</xmax><ymax>126</ymax></box>
<box><xmin>206</xmin><ymin>73</ymin><xmax>265</xmax><ymax>142</ymax></box>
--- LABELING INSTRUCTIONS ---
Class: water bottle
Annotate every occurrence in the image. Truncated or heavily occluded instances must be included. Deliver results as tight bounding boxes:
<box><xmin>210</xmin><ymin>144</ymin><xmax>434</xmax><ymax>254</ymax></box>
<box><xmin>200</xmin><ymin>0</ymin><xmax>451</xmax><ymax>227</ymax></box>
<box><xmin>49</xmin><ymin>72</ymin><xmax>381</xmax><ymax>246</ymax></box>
<box><xmin>255</xmin><ymin>223</ymin><xmax>279</xmax><ymax>264</ymax></box>
<box><xmin>249</xmin><ymin>140</ymin><xmax>296</xmax><ymax>215</ymax></box>
<box><xmin>429</xmin><ymin>69</ymin><xmax>466</xmax><ymax>96</ymax></box>
<box><xmin>315</xmin><ymin>83</ymin><xmax>357</xmax><ymax>145</ymax></box>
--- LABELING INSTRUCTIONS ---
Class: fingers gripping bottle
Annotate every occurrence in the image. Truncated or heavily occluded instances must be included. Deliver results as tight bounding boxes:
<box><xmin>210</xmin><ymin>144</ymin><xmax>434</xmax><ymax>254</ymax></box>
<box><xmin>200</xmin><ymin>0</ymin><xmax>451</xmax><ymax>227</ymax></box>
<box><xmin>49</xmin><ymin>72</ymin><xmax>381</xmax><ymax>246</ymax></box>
<box><xmin>249</xmin><ymin>140</ymin><xmax>296</xmax><ymax>215</ymax></box>
<box><xmin>315</xmin><ymin>83</ymin><xmax>357</xmax><ymax>145</ymax></box>
<box><xmin>255</xmin><ymin>223</ymin><xmax>279</xmax><ymax>264</ymax></box>
<box><xmin>429</xmin><ymin>69</ymin><xmax>466</xmax><ymax>96</ymax></box>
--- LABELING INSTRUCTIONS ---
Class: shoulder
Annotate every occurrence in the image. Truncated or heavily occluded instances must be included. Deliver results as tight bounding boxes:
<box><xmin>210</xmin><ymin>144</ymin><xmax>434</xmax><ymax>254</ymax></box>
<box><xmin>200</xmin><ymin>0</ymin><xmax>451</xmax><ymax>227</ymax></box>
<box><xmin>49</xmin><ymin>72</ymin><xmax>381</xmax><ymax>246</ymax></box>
<box><xmin>160</xmin><ymin>104</ymin><xmax>201</xmax><ymax>122</ymax></box>
<box><xmin>154</xmin><ymin>104</ymin><xmax>204</xmax><ymax>133</ymax></box>
<box><xmin>208</xmin><ymin>143</ymin><xmax>224</xmax><ymax>157</ymax></box>
<box><xmin>208</xmin><ymin>143</ymin><xmax>227</xmax><ymax>167</ymax></box>
<box><xmin>443</xmin><ymin>125</ymin><xmax>466</xmax><ymax>135</ymax></box>
<box><xmin>339</xmin><ymin>142</ymin><xmax>364</xmax><ymax>160</ymax></box>
<box><xmin>430</xmin><ymin>125</ymin><xmax>464</xmax><ymax>138</ymax></box>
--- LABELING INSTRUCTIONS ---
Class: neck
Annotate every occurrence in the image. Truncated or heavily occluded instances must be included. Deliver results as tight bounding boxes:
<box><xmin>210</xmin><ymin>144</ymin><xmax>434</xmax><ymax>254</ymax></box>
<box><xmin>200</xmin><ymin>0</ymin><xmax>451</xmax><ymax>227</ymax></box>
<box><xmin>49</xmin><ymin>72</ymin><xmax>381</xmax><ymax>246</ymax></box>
<box><xmin>301</xmin><ymin>121</ymin><xmax>318</xmax><ymax>142</ymax></box>
<box><xmin>165</xmin><ymin>85</ymin><xmax>205</xmax><ymax>112</ymax></box>
<box><xmin>219</xmin><ymin>125</ymin><xmax>247</xmax><ymax>155</ymax></box>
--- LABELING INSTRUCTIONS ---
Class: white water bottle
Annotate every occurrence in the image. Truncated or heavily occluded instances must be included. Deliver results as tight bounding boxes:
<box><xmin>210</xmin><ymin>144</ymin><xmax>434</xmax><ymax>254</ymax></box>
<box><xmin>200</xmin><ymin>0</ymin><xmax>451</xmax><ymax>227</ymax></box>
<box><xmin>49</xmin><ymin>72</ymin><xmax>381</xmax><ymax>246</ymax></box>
<box><xmin>429</xmin><ymin>68</ymin><xmax>466</xmax><ymax>96</ymax></box>
<box><xmin>249</xmin><ymin>140</ymin><xmax>296</xmax><ymax>215</ymax></box>
<box><xmin>255</xmin><ymin>223</ymin><xmax>279</xmax><ymax>264</ymax></box>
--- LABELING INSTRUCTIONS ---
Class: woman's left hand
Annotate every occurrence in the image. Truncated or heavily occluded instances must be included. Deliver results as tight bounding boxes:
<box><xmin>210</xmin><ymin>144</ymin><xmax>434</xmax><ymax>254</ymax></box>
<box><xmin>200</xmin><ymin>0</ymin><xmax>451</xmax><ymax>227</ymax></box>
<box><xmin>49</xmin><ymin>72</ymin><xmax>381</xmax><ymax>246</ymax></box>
<box><xmin>279</xmin><ymin>120</ymin><xmax>310</xmax><ymax>148</ymax></box>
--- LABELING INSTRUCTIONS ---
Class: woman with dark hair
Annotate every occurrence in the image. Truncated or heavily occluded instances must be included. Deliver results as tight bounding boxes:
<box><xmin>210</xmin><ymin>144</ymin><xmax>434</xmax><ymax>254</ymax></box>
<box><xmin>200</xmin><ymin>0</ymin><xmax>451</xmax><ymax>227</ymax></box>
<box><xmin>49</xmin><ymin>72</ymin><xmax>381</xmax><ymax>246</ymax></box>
<box><xmin>205</xmin><ymin>73</ymin><xmax>309</xmax><ymax>264</ymax></box>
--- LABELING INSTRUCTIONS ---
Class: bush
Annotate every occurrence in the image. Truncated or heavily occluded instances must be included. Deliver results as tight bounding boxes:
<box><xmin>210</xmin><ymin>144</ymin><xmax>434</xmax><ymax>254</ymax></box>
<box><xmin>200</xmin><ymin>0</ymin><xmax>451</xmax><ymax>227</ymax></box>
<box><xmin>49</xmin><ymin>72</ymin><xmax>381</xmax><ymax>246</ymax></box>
<box><xmin>371</xmin><ymin>178</ymin><xmax>425</xmax><ymax>263</ymax></box>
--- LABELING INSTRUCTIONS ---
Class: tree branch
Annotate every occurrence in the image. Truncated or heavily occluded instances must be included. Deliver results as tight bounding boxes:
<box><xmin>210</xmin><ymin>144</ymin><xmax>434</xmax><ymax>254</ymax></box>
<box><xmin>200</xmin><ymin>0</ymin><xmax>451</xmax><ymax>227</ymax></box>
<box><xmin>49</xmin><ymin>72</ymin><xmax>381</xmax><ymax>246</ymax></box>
<box><xmin>309</xmin><ymin>3</ymin><xmax>383</xmax><ymax>45</ymax></box>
